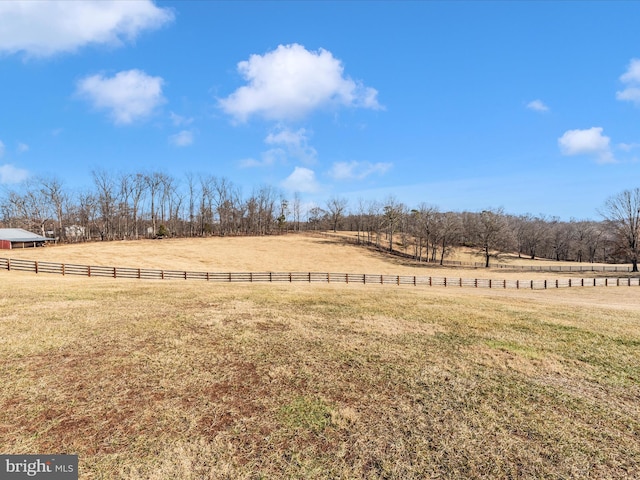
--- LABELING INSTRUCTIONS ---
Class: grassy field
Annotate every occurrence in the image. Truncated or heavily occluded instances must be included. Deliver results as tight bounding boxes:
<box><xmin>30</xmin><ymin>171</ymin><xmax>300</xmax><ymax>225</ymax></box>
<box><xmin>1</xmin><ymin>235</ymin><xmax>639</xmax><ymax>478</ymax></box>
<box><xmin>1</xmin><ymin>233</ymin><xmax>629</xmax><ymax>281</ymax></box>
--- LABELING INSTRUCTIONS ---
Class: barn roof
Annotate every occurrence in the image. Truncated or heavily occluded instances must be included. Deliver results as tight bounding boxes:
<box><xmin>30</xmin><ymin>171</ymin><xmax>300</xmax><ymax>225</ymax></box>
<box><xmin>0</xmin><ymin>228</ymin><xmax>53</xmax><ymax>242</ymax></box>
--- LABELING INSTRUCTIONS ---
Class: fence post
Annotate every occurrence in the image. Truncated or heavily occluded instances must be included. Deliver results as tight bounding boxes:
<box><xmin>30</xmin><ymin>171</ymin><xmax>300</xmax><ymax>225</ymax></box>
<box><xmin>544</xmin><ymin>280</ymin><xmax>547</xmax><ymax>289</ymax></box>
<box><xmin>35</xmin><ymin>261</ymin><xmax>38</xmax><ymax>274</ymax></box>
<box><xmin>414</xmin><ymin>276</ymin><xmax>416</xmax><ymax>286</ymax></box>
<box><xmin>88</xmin><ymin>265</ymin><xmax>91</xmax><ymax>277</ymax></box>
<box><xmin>250</xmin><ymin>272</ymin><xmax>253</xmax><ymax>283</ymax></box>
<box><xmin>475</xmin><ymin>278</ymin><xmax>478</xmax><ymax>288</ymax></box>
<box><xmin>429</xmin><ymin>277</ymin><xmax>432</xmax><ymax>287</ymax></box>
<box><xmin>206</xmin><ymin>272</ymin><xmax>210</xmax><ymax>281</ymax></box>
<box><xmin>380</xmin><ymin>275</ymin><xmax>383</xmax><ymax>285</ymax></box>
<box><xmin>138</xmin><ymin>268</ymin><xmax>141</xmax><ymax>279</ymax></box>
<box><xmin>555</xmin><ymin>279</ymin><xmax>558</xmax><ymax>288</ymax></box>
<box><xmin>504</xmin><ymin>280</ymin><xmax>506</xmax><ymax>289</ymax></box>
<box><xmin>489</xmin><ymin>279</ymin><xmax>492</xmax><ymax>289</ymax></box>
<box><xmin>62</xmin><ymin>264</ymin><xmax>66</xmax><ymax>276</ymax></box>
<box><xmin>530</xmin><ymin>280</ymin><xmax>533</xmax><ymax>289</ymax></box>
<box><xmin>269</xmin><ymin>272</ymin><xmax>272</xmax><ymax>282</ymax></box>
<box><xmin>112</xmin><ymin>267</ymin><xmax>116</xmax><ymax>278</ymax></box>
<box><xmin>161</xmin><ymin>270</ymin><xmax>165</xmax><ymax>280</ymax></box>
<box><xmin>516</xmin><ymin>280</ymin><xmax>519</xmax><ymax>289</ymax></box>
<box><xmin>184</xmin><ymin>271</ymin><xmax>187</xmax><ymax>280</ymax></box>
<box><xmin>594</xmin><ymin>278</ymin><xmax>596</xmax><ymax>287</ymax></box>
<box><xmin>444</xmin><ymin>277</ymin><xmax>447</xmax><ymax>287</ymax></box>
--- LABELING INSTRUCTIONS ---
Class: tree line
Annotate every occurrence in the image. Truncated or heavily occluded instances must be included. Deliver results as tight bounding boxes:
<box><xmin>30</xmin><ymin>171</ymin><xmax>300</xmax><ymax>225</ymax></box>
<box><xmin>1</xmin><ymin>170</ymin><xmax>638</xmax><ymax>271</ymax></box>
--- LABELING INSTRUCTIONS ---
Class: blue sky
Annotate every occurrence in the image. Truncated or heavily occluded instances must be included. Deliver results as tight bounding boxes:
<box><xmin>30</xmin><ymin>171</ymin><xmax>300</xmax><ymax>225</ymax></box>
<box><xmin>1</xmin><ymin>1</ymin><xmax>640</xmax><ymax>220</ymax></box>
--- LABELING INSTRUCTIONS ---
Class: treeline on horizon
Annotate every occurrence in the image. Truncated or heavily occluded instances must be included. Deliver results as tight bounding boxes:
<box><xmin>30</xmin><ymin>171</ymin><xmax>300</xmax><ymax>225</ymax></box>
<box><xmin>0</xmin><ymin>170</ymin><xmax>637</xmax><ymax>269</ymax></box>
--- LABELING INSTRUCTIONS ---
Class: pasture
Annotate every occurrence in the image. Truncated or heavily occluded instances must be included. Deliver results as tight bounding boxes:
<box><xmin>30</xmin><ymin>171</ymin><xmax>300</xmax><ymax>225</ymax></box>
<box><xmin>1</xmin><ymin>235</ymin><xmax>639</xmax><ymax>478</ymax></box>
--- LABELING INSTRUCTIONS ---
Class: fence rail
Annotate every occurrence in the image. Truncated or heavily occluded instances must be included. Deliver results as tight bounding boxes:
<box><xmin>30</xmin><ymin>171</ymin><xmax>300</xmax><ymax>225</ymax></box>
<box><xmin>1</xmin><ymin>257</ymin><xmax>639</xmax><ymax>290</ymax></box>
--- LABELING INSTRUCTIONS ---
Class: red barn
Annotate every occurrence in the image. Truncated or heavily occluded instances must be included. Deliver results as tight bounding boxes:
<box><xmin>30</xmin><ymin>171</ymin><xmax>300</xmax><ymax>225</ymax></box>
<box><xmin>0</xmin><ymin>229</ymin><xmax>54</xmax><ymax>249</ymax></box>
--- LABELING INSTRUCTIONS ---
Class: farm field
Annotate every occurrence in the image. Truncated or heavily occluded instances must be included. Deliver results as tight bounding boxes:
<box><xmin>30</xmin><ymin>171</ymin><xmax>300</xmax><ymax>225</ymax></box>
<box><xmin>1</xmin><ymin>235</ymin><xmax>639</xmax><ymax>478</ymax></box>
<box><xmin>0</xmin><ymin>233</ymin><xmax>630</xmax><ymax>281</ymax></box>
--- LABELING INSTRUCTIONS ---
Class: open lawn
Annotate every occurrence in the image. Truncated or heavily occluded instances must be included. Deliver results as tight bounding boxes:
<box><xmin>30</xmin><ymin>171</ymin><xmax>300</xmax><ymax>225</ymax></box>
<box><xmin>1</xmin><ymin>235</ymin><xmax>639</xmax><ymax>478</ymax></box>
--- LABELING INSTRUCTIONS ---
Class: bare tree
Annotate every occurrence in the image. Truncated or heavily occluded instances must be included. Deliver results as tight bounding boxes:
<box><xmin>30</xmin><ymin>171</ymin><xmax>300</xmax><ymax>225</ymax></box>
<box><xmin>292</xmin><ymin>192</ymin><xmax>302</xmax><ymax>232</ymax></box>
<box><xmin>513</xmin><ymin>214</ymin><xmax>548</xmax><ymax>260</ymax></box>
<box><xmin>547</xmin><ymin>218</ymin><xmax>574</xmax><ymax>261</ymax></box>
<box><xmin>145</xmin><ymin>172</ymin><xmax>164</xmax><ymax>237</ymax></box>
<box><xmin>37</xmin><ymin>176</ymin><xmax>68</xmax><ymax>241</ymax></box>
<box><xmin>307</xmin><ymin>205</ymin><xmax>327</xmax><ymax>231</ymax></box>
<box><xmin>130</xmin><ymin>173</ymin><xmax>147</xmax><ymax>239</ymax></box>
<box><xmin>600</xmin><ymin>188</ymin><xmax>640</xmax><ymax>272</ymax></box>
<box><xmin>92</xmin><ymin>170</ymin><xmax>117</xmax><ymax>240</ymax></box>
<box><xmin>382</xmin><ymin>196</ymin><xmax>404</xmax><ymax>251</ymax></box>
<box><xmin>326</xmin><ymin>196</ymin><xmax>348</xmax><ymax>233</ymax></box>
<box><xmin>75</xmin><ymin>191</ymin><xmax>98</xmax><ymax>241</ymax></box>
<box><xmin>410</xmin><ymin>203</ymin><xmax>437</xmax><ymax>261</ymax></box>
<box><xmin>572</xmin><ymin>220</ymin><xmax>602</xmax><ymax>263</ymax></box>
<box><xmin>469</xmin><ymin>208</ymin><xmax>510</xmax><ymax>268</ymax></box>
<box><xmin>118</xmin><ymin>173</ymin><xmax>134</xmax><ymax>239</ymax></box>
<box><xmin>433</xmin><ymin>211</ymin><xmax>461</xmax><ymax>265</ymax></box>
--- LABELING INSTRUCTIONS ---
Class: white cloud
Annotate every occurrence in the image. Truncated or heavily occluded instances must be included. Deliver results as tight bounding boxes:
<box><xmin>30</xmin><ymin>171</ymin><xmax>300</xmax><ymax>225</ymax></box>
<box><xmin>328</xmin><ymin>161</ymin><xmax>392</xmax><ymax>181</ymax></box>
<box><xmin>239</xmin><ymin>148</ymin><xmax>286</xmax><ymax>168</ymax></box>
<box><xmin>265</xmin><ymin>127</ymin><xmax>317</xmax><ymax>164</ymax></box>
<box><xmin>76</xmin><ymin>69</ymin><xmax>165</xmax><ymax>124</ymax></box>
<box><xmin>238</xmin><ymin>158</ymin><xmax>264</xmax><ymax>168</ymax></box>
<box><xmin>616</xmin><ymin>87</ymin><xmax>640</xmax><ymax>104</ymax></box>
<box><xmin>526</xmin><ymin>99</ymin><xmax>549</xmax><ymax>112</ymax></box>
<box><xmin>618</xmin><ymin>142</ymin><xmax>640</xmax><ymax>152</ymax></box>
<box><xmin>0</xmin><ymin>0</ymin><xmax>173</xmax><ymax>58</ymax></box>
<box><xmin>620</xmin><ymin>58</ymin><xmax>640</xmax><ymax>83</ymax></box>
<box><xmin>0</xmin><ymin>164</ymin><xmax>29</xmax><ymax>184</ymax></box>
<box><xmin>281</xmin><ymin>167</ymin><xmax>320</xmax><ymax>193</ymax></box>
<box><xmin>219</xmin><ymin>43</ymin><xmax>382</xmax><ymax>122</ymax></box>
<box><xmin>170</xmin><ymin>112</ymin><xmax>194</xmax><ymax>127</ymax></box>
<box><xmin>558</xmin><ymin>127</ymin><xmax>614</xmax><ymax>164</ymax></box>
<box><xmin>617</xmin><ymin>59</ymin><xmax>640</xmax><ymax>105</ymax></box>
<box><xmin>17</xmin><ymin>142</ymin><xmax>29</xmax><ymax>153</ymax></box>
<box><xmin>0</xmin><ymin>140</ymin><xmax>4</xmax><ymax>158</ymax></box>
<box><xmin>168</xmin><ymin>130</ymin><xmax>194</xmax><ymax>147</ymax></box>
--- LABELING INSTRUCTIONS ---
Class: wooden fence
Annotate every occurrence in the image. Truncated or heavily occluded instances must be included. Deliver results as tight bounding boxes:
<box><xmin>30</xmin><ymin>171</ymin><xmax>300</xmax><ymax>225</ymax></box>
<box><xmin>1</xmin><ymin>257</ymin><xmax>639</xmax><ymax>290</ymax></box>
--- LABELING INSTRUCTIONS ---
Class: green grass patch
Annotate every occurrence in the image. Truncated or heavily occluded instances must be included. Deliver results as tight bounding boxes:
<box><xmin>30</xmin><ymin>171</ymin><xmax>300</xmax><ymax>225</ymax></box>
<box><xmin>279</xmin><ymin>396</ymin><xmax>332</xmax><ymax>434</ymax></box>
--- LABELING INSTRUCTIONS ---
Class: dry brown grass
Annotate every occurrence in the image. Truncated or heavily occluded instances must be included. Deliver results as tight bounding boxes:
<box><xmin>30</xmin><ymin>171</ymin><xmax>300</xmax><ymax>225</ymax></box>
<box><xmin>1</xmin><ymin>236</ymin><xmax>639</xmax><ymax>478</ymax></box>
<box><xmin>2</xmin><ymin>233</ymin><xmax>628</xmax><ymax>282</ymax></box>
<box><xmin>327</xmin><ymin>231</ymin><xmax>630</xmax><ymax>268</ymax></box>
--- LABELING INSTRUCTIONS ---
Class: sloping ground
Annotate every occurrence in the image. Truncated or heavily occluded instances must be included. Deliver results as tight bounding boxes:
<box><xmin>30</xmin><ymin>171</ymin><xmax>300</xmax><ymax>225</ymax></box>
<box><xmin>325</xmin><ymin>231</ymin><xmax>627</xmax><ymax>268</ymax></box>
<box><xmin>0</xmin><ymin>275</ymin><xmax>638</xmax><ymax>478</ymax></box>
<box><xmin>2</xmin><ymin>233</ymin><xmax>630</xmax><ymax>282</ymax></box>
